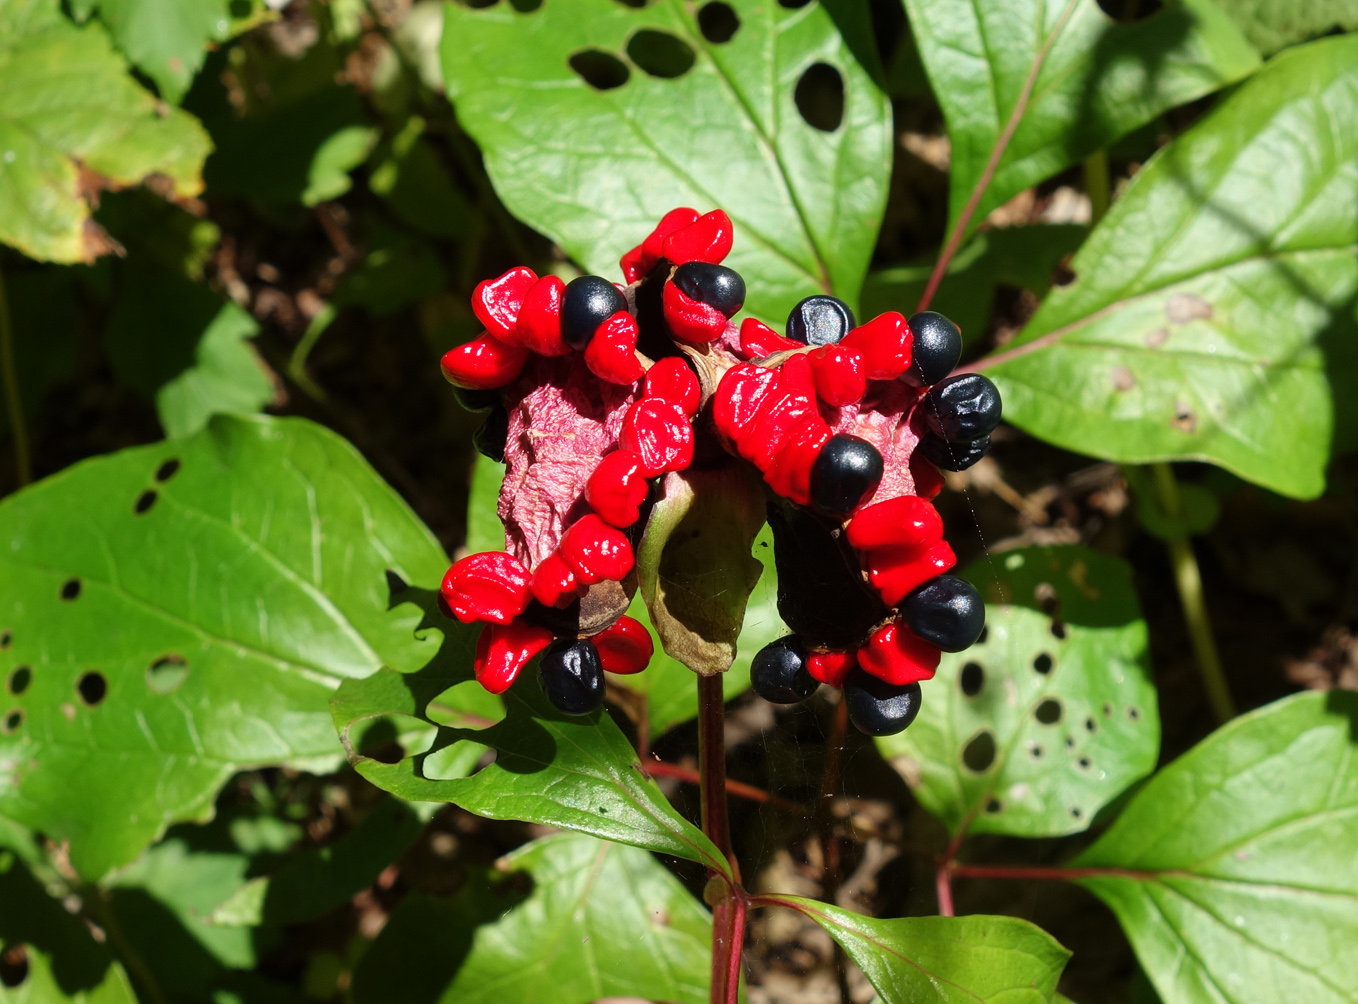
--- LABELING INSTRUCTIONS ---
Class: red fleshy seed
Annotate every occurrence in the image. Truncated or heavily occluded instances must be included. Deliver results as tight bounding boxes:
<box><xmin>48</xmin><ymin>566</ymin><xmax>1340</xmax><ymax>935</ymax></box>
<box><xmin>738</xmin><ymin>354</ymin><xmax>817</xmax><ymax>469</ymax></box>
<box><xmin>662</xmin><ymin>209</ymin><xmax>733</xmax><ymax>265</ymax></box>
<box><xmin>713</xmin><ymin>363</ymin><xmax>780</xmax><ymax>450</ymax></box>
<box><xmin>738</xmin><ymin>317</ymin><xmax>800</xmax><ymax>359</ymax></box>
<box><xmin>441</xmin><ymin>551</ymin><xmax>532</xmax><ymax>624</ymax></box>
<box><xmin>584</xmin><ymin>311</ymin><xmax>645</xmax><ymax>385</ymax></box>
<box><xmin>642</xmin><ymin>207</ymin><xmax>701</xmax><ymax>262</ymax></box>
<box><xmin>592</xmin><ymin>615</ymin><xmax>654</xmax><ymax>674</ymax></box>
<box><xmin>643</xmin><ymin>356</ymin><xmax>701</xmax><ymax>417</ymax></box>
<box><xmin>619</xmin><ymin>244</ymin><xmax>648</xmax><ymax>284</ymax></box>
<box><xmin>585</xmin><ymin>450</ymin><xmax>650</xmax><ymax>528</ymax></box>
<box><xmin>559</xmin><ymin>514</ymin><xmax>635</xmax><ymax>584</ymax></box>
<box><xmin>440</xmin><ymin>333</ymin><xmax>530</xmax><ymax>390</ymax></box>
<box><xmin>809</xmin><ymin>344</ymin><xmax>867</xmax><ymax>407</ymax></box>
<box><xmin>621</xmin><ymin>398</ymin><xmax>695</xmax><ymax>476</ymax></box>
<box><xmin>472</xmin><ymin>266</ymin><xmax>537</xmax><ymax>344</ymax></box>
<box><xmin>530</xmin><ymin>551</ymin><xmax>580</xmax><ymax>608</ymax></box>
<box><xmin>515</xmin><ymin>276</ymin><xmax>572</xmax><ymax>356</ymax></box>
<box><xmin>474</xmin><ymin>619</ymin><xmax>555</xmax><ymax>694</ymax></box>
<box><xmin>763</xmin><ymin>412</ymin><xmax>831</xmax><ymax>506</ymax></box>
<box><xmin>662</xmin><ymin>281</ymin><xmax>728</xmax><ymax>344</ymax></box>
<box><xmin>841</xmin><ymin>312</ymin><xmax>913</xmax><ymax>380</ymax></box>
<box><xmin>910</xmin><ymin>450</ymin><xmax>946</xmax><ymax>500</ymax></box>
<box><xmin>846</xmin><ymin>496</ymin><xmax>944</xmax><ymax>551</ymax></box>
<box><xmin>867</xmin><ymin>539</ymin><xmax>957</xmax><ymax>607</ymax></box>
<box><xmin>807</xmin><ymin>650</ymin><xmax>855</xmax><ymax>688</ymax></box>
<box><xmin>857</xmin><ymin>622</ymin><xmax>940</xmax><ymax>686</ymax></box>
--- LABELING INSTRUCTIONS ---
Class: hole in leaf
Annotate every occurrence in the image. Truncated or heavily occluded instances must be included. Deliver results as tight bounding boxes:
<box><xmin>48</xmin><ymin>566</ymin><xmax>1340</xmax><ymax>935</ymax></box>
<box><xmin>976</xmin><ymin>626</ymin><xmax>988</xmax><ymax>645</ymax></box>
<box><xmin>508</xmin><ymin>0</ymin><xmax>541</xmax><ymax>9</ymax></box>
<box><xmin>612</xmin><ymin>0</ymin><xmax>647</xmax><ymax>6</ymax></box>
<box><xmin>353</xmin><ymin>714</ymin><xmax>434</xmax><ymax>764</ymax></box>
<box><xmin>423</xmin><ymin>740</ymin><xmax>497</xmax><ymax>780</ymax></box>
<box><xmin>1</xmin><ymin>709</ymin><xmax>22</xmax><ymax>734</ymax></box>
<box><xmin>1128</xmin><ymin>706</ymin><xmax>1141</xmax><ymax>720</ymax></box>
<box><xmin>1095</xmin><ymin>0</ymin><xmax>1163</xmax><ymax>21</ymax></box>
<box><xmin>385</xmin><ymin>569</ymin><xmax>409</xmax><ymax>599</ymax></box>
<box><xmin>1028</xmin><ymin>742</ymin><xmax>1043</xmax><ymax>759</ymax></box>
<box><xmin>1102</xmin><ymin>701</ymin><xmax>1114</xmax><ymax>716</ymax></box>
<box><xmin>1078</xmin><ymin>756</ymin><xmax>1092</xmax><ymax>769</ymax></box>
<box><xmin>778</xmin><ymin>0</ymin><xmax>811</xmax><ymax>7</ymax></box>
<box><xmin>1033</xmin><ymin>653</ymin><xmax>1053</xmax><ymax>675</ymax></box>
<box><xmin>0</xmin><ymin>630</ymin><xmax>11</xmax><ymax>649</ymax></box>
<box><xmin>795</xmin><ymin>63</ymin><xmax>844</xmax><ymax>131</ymax></box>
<box><xmin>8</xmin><ymin>667</ymin><xmax>31</xmax><ymax>696</ymax></box>
<box><xmin>134</xmin><ymin>490</ymin><xmax>158</xmax><ymax>515</ymax></box>
<box><xmin>1085</xmin><ymin>716</ymin><xmax>1097</xmax><ymax>732</ymax></box>
<box><xmin>1070</xmin><ymin>806</ymin><xmax>1084</xmax><ymax>820</ymax></box>
<box><xmin>1051</xmin><ymin>620</ymin><xmax>1068</xmax><ymax>640</ymax></box>
<box><xmin>698</xmin><ymin>2</ymin><xmax>740</xmax><ymax>42</ymax></box>
<box><xmin>984</xmin><ymin>797</ymin><xmax>1002</xmax><ymax>814</ymax></box>
<box><xmin>1035</xmin><ymin>582</ymin><xmax>1059</xmax><ymax>615</ymax></box>
<box><xmin>61</xmin><ymin>579</ymin><xmax>82</xmax><ymax>601</ymax></box>
<box><xmin>1035</xmin><ymin>699</ymin><xmax>1063</xmax><ymax>725</ymax></box>
<box><xmin>959</xmin><ymin>662</ymin><xmax>984</xmax><ymax>696</ymax></box>
<box><xmin>569</xmin><ymin>49</ymin><xmax>631</xmax><ymax>90</ymax></box>
<box><xmin>961</xmin><ymin>730</ymin><xmax>996</xmax><ymax>772</ymax></box>
<box><xmin>0</xmin><ymin>945</ymin><xmax>29</xmax><ymax>987</ymax></box>
<box><xmin>627</xmin><ymin>30</ymin><xmax>696</xmax><ymax>78</ymax></box>
<box><xmin>464</xmin><ymin>0</ymin><xmax>498</xmax><ymax>7</ymax></box>
<box><xmin>77</xmin><ymin>671</ymin><xmax>107</xmax><ymax>706</ymax></box>
<box><xmin>155</xmin><ymin>458</ymin><xmax>181</xmax><ymax>482</ymax></box>
<box><xmin>147</xmin><ymin>655</ymin><xmax>188</xmax><ymax>694</ymax></box>
<box><xmin>1065</xmin><ymin>735</ymin><xmax>1076</xmax><ymax>748</ymax></box>
<box><xmin>426</xmin><ymin>680</ymin><xmax>505</xmax><ymax>729</ymax></box>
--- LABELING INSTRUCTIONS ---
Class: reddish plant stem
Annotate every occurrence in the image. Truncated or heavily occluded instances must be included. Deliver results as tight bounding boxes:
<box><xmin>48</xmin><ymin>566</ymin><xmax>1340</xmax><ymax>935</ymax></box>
<box><xmin>697</xmin><ymin>673</ymin><xmax>744</xmax><ymax>1004</ymax></box>
<box><xmin>935</xmin><ymin>866</ymin><xmax>956</xmax><ymax>917</ymax></box>
<box><xmin>710</xmin><ymin>888</ymin><xmax>749</xmax><ymax>1004</ymax></box>
<box><xmin>816</xmin><ymin>699</ymin><xmax>852</xmax><ymax>999</ymax></box>
<box><xmin>644</xmin><ymin>761</ymin><xmax>804</xmax><ymax>814</ymax></box>
<box><xmin>949</xmin><ymin>862</ymin><xmax>1159</xmax><ymax>882</ymax></box>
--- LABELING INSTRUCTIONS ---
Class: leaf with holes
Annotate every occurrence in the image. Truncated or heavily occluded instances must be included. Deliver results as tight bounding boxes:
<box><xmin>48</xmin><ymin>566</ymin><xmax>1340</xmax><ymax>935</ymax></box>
<box><xmin>330</xmin><ymin>623</ymin><xmax>729</xmax><ymax>876</ymax></box>
<box><xmin>905</xmin><ymin>0</ymin><xmax>1259</xmax><ymax>241</ymax></box>
<box><xmin>1211</xmin><ymin>0</ymin><xmax>1358</xmax><ymax>55</ymax></box>
<box><xmin>1072</xmin><ymin>690</ymin><xmax>1358</xmax><ymax>1004</ymax></box>
<box><xmin>879</xmin><ymin>546</ymin><xmax>1157</xmax><ymax>838</ymax></box>
<box><xmin>0</xmin><ymin>0</ymin><xmax>211</xmax><ymax>263</ymax></box>
<box><xmin>440</xmin><ymin>0</ymin><xmax>891</xmax><ymax>320</ymax></box>
<box><xmin>762</xmin><ymin>897</ymin><xmax>1070</xmax><ymax>1004</ymax></box>
<box><xmin>0</xmin><ymin>414</ymin><xmax>450</xmax><ymax>878</ymax></box>
<box><xmin>982</xmin><ymin>37</ymin><xmax>1358</xmax><ymax>499</ymax></box>
<box><xmin>351</xmin><ymin>832</ymin><xmax>712</xmax><ymax>1004</ymax></box>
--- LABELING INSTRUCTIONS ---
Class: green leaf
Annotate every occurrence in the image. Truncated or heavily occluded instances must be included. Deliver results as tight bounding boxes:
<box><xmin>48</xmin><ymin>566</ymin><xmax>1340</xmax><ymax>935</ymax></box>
<box><xmin>985</xmin><ymin>37</ymin><xmax>1358</xmax><ymax>499</ymax></box>
<box><xmin>879</xmin><ymin>546</ymin><xmax>1157</xmax><ymax>838</ymax></box>
<box><xmin>0</xmin><ymin>414</ymin><xmax>449</xmax><ymax>877</ymax></box>
<box><xmin>1122</xmin><ymin>466</ymin><xmax>1221</xmax><ymax>540</ymax></box>
<box><xmin>368</xmin><ymin>117</ymin><xmax>474</xmax><ymax>241</ymax></box>
<box><xmin>1211</xmin><ymin>0</ymin><xmax>1358</xmax><ymax>56</ymax></box>
<box><xmin>351</xmin><ymin>833</ymin><xmax>712</xmax><ymax>1004</ymax></box>
<box><xmin>905</xmin><ymin>0</ymin><xmax>1260</xmax><ymax>239</ymax></box>
<box><xmin>1073</xmin><ymin>690</ymin><xmax>1358</xmax><ymax>1004</ymax></box>
<box><xmin>0</xmin><ymin>0</ymin><xmax>211</xmax><ymax>263</ymax></box>
<box><xmin>440</xmin><ymin>0</ymin><xmax>892</xmax><ymax>320</ymax></box>
<box><xmin>93</xmin><ymin>0</ymin><xmax>231</xmax><ymax>104</ymax></box>
<box><xmin>765</xmin><ymin>896</ymin><xmax>1070</xmax><ymax>1003</ymax></box>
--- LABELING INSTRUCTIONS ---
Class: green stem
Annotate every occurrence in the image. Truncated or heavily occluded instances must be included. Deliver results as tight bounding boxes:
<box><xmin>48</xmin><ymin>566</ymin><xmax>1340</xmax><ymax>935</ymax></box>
<box><xmin>1084</xmin><ymin>148</ymin><xmax>1110</xmax><ymax>225</ymax></box>
<box><xmin>287</xmin><ymin>303</ymin><xmax>337</xmax><ymax>404</ymax></box>
<box><xmin>0</xmin><ymin>265</ymin><xmax>31</xmax><ymax>487</ymax></box>
<box><xmin>1151</xmin><ymin>463</ymin><xmax>1236</xmax><ymax>723</ymax></box>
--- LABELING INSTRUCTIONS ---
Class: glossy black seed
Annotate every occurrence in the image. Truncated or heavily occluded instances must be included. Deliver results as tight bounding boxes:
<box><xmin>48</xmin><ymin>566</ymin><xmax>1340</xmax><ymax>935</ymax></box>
<box><xmin>473</xmin><ymin>405</ymin><xmax>509</xmax><ymax>462</ymax></box>
<box><xmin>904</xmin><ymin>311</ymin><xmax>962</xmax><ymax>386</ymax></box>
<box><xmin>539</xmin><ymin>638</ymin><xmax>604</xmax><ymax>715</ymax></box>
<box><xmin>673</xmin><ymin>262</ymin><xmax>746</xmax><ymax>318</ymax></box>
<box><xmin>786</xmin><ymin>295</ymin><xmax>855</xmax><ymax>347</ymax></box>
<box><xmin>844</xmin><ymin>669</ymin><xmax>922</xmax><ymax>736</ymax></box>
<box><xmin>452</xmin><ymin>386</ymin><xmax>500</xmax><ymax>413</ymax></box>
<box><xmin>916</xmin><ymin>432</ymin><xmax>989</xmax><ymax>471</ymax></box>
<box><xmin>751</xmin><ymin>634</ymin><xmax>818</xmax><ymax>704</ymax></box>
<box><xmin>562</xmin><ymin>275</ymin><xmax>626</xmax><ymax>349</ymax></box>
<box><xmin>904</xmin><ymin>575</ymin><xmax>985</xmax><ymax>652</ymax></box>
<box><xmin>810</xmin><ymin>434</ymin><xmax>882</xmax><ymax>513</ymax></box>
<box><xmin>923</xmin><ymin>374</ymin><xmax>1002</xmax><ymax>442</ymax></box>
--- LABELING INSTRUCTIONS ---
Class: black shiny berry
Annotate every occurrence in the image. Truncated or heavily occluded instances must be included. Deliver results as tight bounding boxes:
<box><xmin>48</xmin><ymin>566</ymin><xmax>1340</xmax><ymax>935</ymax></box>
<box><xmin>844</xmin><ymin>669</ymin><xmax>922</xmax><ymax>736</ymax></box>
<box><xmin>904</xmin><ymin>311</ymin><xmax>962</xmax><ymax>386</ymax></box>
<box><xmin>539</xmin><ymin>638</ymin><xmax>604</xmax><ymax>715</ymax></box>
<box><xmin>810</xmin><ymin>435</ymin><xmax>883</xmax><ymax>513</ymax></box>
<box><xmin>923</xmin><ymin>374</ymin><xmax>1002</xmax><ymax>442</ymax></box>
<box><xmin>751</xmin><ymin>635</ymin><xmax>818</xmax><ymax>704</ymax></box>
<box><xmin>786</xmin><ymin>295</ymin><xmax>855</xmax><ymax>347</ymax></box>
<box><xmin>673</xmin><ymin>262</ymin><xmax>746</xmax><ymax>318</ymax></box>
<box><xmin>452</xmin><ymin>386</ymin><xmax>500</xmax><ymax>413</ymax></box>
<box><xmin>916</xmin><ymin>432</ymin><xmax>989</xmax><ymax>472</ymax></box>
<box><xmin>473</xmin><ymin>405</ymin><xmax>508</xmax><ymax>462</ymax></box>
<box><xmin>904</xmin><ymin>575</ymin><xmax>985</xmax><ymax>652</ymax></box>
<box><xmin>561</xmin><ymin>275</ymin><xmax>626</xmax><ymax>350</ymax></box>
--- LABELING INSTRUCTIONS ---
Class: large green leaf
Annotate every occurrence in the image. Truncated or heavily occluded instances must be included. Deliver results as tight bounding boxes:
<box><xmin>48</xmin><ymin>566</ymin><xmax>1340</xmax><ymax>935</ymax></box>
<box><xmin>879</xmin><ymin>546</ymin><xmax>1157</xmax><ymax>838</ymax></box>
<box><xmin>0</xmin><ymin>415</ymin><xmax>448</xmax><ymax>877</ymax></box>
<box><xmin>984</xmin><ymin>37</ymin><xmax>1358</xmax><ymax>499</ymax></box>
<box><xmin>93</xmin><ymin>0</ymin><xmax>228</xmax><ymax>104</ymax></box>
<box><xmin>440</xmin><ymin>0</ymin><xmax>891</xmax><ymax>320</ymax></box>
<box><xmin>0</xmin><ymin>0</ymin><xmax>210</xmax><ymax>263</ymax></box>
<box><xmin>905</xmin><ymin>0</ymin><xmax>1259</xmax><ymax>240</ymax></box>
<box><xmin>1211</xmin><ymin>0</ymin><xmax>1358</xmax><ymax>56</ymax></box>
<box><xmin>763</xmin><ymin>896</ymin><xmax>1069</xmax><ymax>1004</ymax></box>
<box><xmin>1073</xmin><ymin>690</ymin><xmax>1358</xmax><ymax>1004</ymax></box>
<box><xmin>352</xmin><ymin>833</ymin><xmax>712</xmax><ymax>1004</ymax></box>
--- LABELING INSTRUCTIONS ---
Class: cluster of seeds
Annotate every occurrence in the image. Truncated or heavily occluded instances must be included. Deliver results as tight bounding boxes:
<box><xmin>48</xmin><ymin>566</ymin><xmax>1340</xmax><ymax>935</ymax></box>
<box><xmin>438</xmin><ymin>208</ymin><xmax>1000</xmax><ymax>733</ymax></box>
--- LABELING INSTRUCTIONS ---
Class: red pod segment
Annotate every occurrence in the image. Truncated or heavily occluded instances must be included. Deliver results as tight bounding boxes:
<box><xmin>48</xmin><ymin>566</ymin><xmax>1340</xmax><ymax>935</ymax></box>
<box><xmin>515</xmin><ymin>275</ymin><xmax>572</xmax><ymax>356</ymax></box>
<box><xmin>472</xmin><ymin>266</ymin><xmax>537</xmax><ymax>344</ymax></box>
<box><xmin>559</xmin><ymin>514</ymin><xmax>635</xmax><ymax>584</ymax></box>
<box><xmin>440</xmin><ymin>334</ymin><xmax>530</xmax><ymax>390</ymax></box>
<box><xmin>841</xmin><ymin>312</ymin><xmax>912</xmax><ymax>380</ymax></box>
<box><xmin>713</xmin><ymin>363</ymin><xmax>780</xmax><ymax>450</ymax></box>
<box><xmin>763</xmin><ymin>412</ymin><xmax>831</xmax><ymax>506</ymax></box>
<box><xmin>584</xmin><ymin>311</ymin><xmax>645</xmax><ymax>385</ymax></box>
<box><xmin>738</xmin><ymin>317</ymin><xmax>800</xmax><ymax>360</ymax></box>
<box><xmin>474</xmin><ymin>619</ymin><xmax>555</xmax><ymax>694</ymax></box>
<box><xmin>662</xmin><ymin>281</ymin><xmax>728</xmax><ymax>344</ymax></box>
<box><xmin>738</xmin><ymin>354</ymin><xmax>817</xmax><ymax>470</ymax></box>
<box><xmin>661</xmin><ymin>209</ymin><xmax>733</xmax><ymax>265</ymax></box>
<box><xmin>867</xmin><ymin>540</ymin><xmax>957</xmax><ymax>607</ymax></box>
<box><xmin>644</xmin><ymin>356</ymin><xmax>701</xmax><ymax>417</ymax></box>
<box><xmin>846</xmin><ymin>495</ymin><xmax>944</xmax><ymax>552</ymax></box>
<box><xmin>441</xmin><ymin>551</ymin><xmax>532</xmax><ymax>624</ymax></box>
<box><xmin>621</xmin><ymin>397</ymin><xmax>694</xmax><ymax>476</ymax></box>
<box><xmin>530</xmin><ymin>551</ymin><xmax>580</xmax><ymax>608</ymax></box>
<box><xmin>585</xmin><ymin>450</ymin><xmax>650</xmax><ymax>528</ymax></box>
<box><xmin>809</xmin><ymin>344</ymin><xmax>867</xmax><ymax>407</ymax></box>
<box><xmin>857</xmin><ymin>621</ymin><xmax>940</xmax><ymax>686</ymax></box>
<box><xmin>807</xmin><ymin>650</ymin><xmax>855</xmax><ymax>689</ymax></box>
<box><xmin>592</xmin><ymin>615</ymin><xmax>654</xmax><ymax>674</ymax></box>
